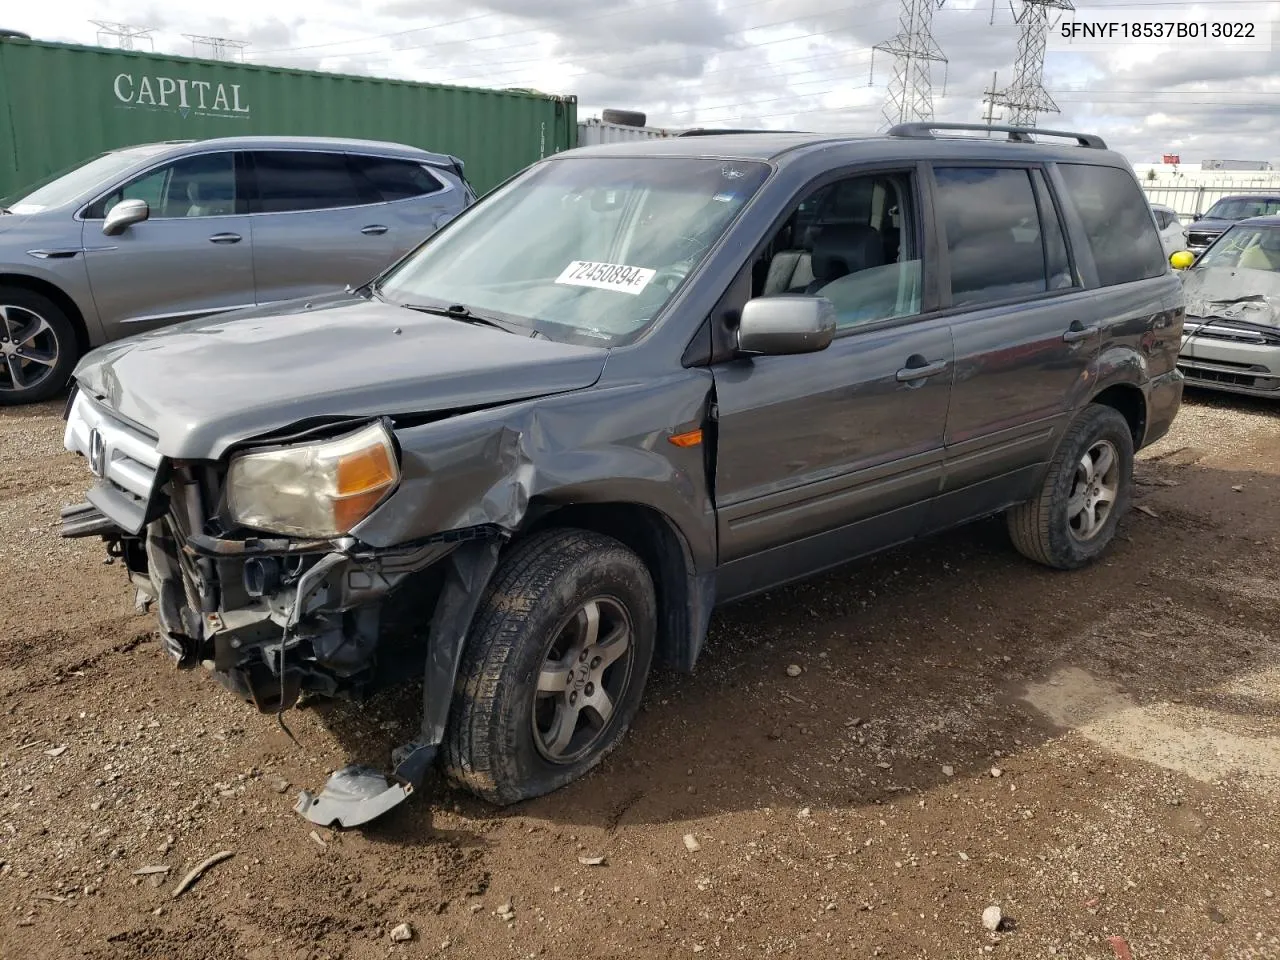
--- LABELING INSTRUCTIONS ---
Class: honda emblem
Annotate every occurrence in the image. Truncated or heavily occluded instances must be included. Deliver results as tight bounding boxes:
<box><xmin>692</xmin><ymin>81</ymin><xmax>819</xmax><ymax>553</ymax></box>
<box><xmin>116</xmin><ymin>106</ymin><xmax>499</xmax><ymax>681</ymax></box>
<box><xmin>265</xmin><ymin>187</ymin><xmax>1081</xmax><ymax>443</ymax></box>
<box><xmin>88</xmin><ymin>428</ymin><xmax>106</xmax><ymax>478</ymax></box>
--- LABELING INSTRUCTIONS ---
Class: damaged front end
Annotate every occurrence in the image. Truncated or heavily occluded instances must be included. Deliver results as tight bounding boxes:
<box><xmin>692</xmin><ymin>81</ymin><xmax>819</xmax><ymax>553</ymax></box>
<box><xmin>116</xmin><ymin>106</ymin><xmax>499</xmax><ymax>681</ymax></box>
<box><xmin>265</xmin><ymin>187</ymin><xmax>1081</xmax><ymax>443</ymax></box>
<box><xmin>60</xmin><ymin>388</ymin><xmax>504</xmax><ymax>827</ymax></box>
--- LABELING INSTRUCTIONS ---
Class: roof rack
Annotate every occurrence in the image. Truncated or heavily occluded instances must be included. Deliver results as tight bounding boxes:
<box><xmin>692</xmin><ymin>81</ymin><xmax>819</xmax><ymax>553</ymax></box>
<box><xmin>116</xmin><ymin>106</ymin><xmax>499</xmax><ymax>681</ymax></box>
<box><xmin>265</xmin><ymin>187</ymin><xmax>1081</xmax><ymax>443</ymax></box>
<box><xmin>887</xmin><ymin>122</ymin><xmax>1106</xmax><ymax>150</ymax></box>
<box><xmin>676</xmin><ymin>128</ymin><xmax>804</xmax><ymax>137</ymax></box>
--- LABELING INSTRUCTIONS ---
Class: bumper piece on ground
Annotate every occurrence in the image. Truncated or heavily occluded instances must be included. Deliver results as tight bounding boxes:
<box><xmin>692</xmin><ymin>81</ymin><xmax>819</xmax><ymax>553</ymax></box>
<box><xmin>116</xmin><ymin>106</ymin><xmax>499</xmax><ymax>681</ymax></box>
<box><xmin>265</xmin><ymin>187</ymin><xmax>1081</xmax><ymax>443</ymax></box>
<box><xmin>291</xmin><ymin>538</ymin><xmax>504</xmax><ymax>829</ymax></box>
<box><xmin>295</xmin><ymin>742</ymin><xmax>437</xmax><ymax>828</ymax></box>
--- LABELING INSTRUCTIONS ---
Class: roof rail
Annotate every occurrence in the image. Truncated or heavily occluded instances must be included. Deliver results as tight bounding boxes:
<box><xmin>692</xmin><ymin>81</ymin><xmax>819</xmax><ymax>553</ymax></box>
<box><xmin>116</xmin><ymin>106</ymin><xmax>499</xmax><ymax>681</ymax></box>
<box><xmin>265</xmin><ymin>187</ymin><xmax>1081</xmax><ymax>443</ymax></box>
<box><xmin>676</xmin><ymin>128</ymin><xmax>804</xmax><ymax>137</ymax></box>
<box><xmin>887</xmin><ymin>122</ymin><xmax>1107</xmax><ymax>150</ymax></box>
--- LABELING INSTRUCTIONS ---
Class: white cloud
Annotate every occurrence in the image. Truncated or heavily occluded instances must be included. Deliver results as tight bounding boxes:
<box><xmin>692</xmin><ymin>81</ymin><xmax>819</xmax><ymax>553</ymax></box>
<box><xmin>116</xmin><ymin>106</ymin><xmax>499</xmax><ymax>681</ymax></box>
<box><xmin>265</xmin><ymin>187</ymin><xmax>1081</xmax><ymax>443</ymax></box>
<box><xmin>11</xmin><ymin>0</ymin><xmax>1280</xmax><ymax>164</ymax></box>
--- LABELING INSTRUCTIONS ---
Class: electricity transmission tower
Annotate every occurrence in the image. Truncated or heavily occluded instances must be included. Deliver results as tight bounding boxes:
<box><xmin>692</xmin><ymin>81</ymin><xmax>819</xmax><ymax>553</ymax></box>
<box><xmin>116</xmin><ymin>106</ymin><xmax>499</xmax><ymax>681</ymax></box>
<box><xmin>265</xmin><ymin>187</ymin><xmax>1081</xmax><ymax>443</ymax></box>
<box><xmin>184</xmin><ymin>34</ymin><xmax>250</xmax><ymax>61</ymax></box>
<box><xmin>994</xmin><ymin>0</ymin><xmax>1074</xmax><ymax>127</ymax></box>
<box><xmin>871</xmin><ymin>0</ymin><xmax>948</xmax><ymax>130</ymax></box>
<box><xmin>90</xmin><ymin>20</ymin><xmax>155</xmax><ymax>51</ymax></box>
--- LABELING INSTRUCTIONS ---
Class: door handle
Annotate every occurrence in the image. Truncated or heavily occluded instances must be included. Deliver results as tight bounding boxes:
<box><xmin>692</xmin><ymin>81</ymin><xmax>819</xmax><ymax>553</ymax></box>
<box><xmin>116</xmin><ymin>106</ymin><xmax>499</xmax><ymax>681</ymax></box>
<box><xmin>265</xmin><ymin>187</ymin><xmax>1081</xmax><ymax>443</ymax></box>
<box><xmin>361</xmin><ymin>224</ymin><xmax>389</xmax><ymax>235</ymax></box>
<box><xmin>208</xmin><ymin>233</ymin><xmax>241</xmax><ymax>244</ymax></box>
<box><xmin>1062</xmin><ymin>324</ymin><xmax>1099</xmax><ymax>343</ymax></box>
<box><xmin>895</xmin><ymin>358</ymin><xmax>948</xmax><ymax>382</ymax></box>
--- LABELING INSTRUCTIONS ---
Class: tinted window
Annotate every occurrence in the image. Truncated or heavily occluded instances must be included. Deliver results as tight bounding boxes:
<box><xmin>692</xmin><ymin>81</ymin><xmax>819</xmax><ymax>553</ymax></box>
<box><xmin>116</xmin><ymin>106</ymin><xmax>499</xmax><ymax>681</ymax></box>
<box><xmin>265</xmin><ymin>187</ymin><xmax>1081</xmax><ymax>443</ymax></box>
<box><xmin>349</xmin><ymin>155</ymin><xmax>444</xmax><ymax>201</ymax></box>
<box><xmin>86</xmin><ymin>152</ymin><xmax>239</xmax><ymax>219</ymax></box>
<box><xmin>934</xmin><ymin>167</ymin><xmax>1047</xmax><ymax>307</ymax></box>
<box><xmin>252</xmin><ymin>151</ymin><xmax>365</xmax><ymax>213</ymax></box>
<box><xmin>1057</xmin><ymin>164</ymin><xmax>1168</xmax><ymax>287</ymax></box>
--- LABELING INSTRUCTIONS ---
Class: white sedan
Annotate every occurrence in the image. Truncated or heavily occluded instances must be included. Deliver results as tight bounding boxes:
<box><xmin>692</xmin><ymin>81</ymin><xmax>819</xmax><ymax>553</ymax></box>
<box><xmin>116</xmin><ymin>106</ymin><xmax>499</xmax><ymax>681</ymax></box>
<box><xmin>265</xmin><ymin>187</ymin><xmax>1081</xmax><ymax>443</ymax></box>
<box><xmin>1151</xmin><ymin>203</ymin><xmax>1189</xmax><ymax>257</ymax></box>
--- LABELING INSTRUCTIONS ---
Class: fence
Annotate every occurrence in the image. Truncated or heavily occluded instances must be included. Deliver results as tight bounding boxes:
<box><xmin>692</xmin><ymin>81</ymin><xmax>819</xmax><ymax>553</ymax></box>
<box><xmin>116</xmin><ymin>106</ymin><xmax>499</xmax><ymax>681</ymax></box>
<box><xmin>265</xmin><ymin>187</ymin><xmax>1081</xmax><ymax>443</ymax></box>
<box><xmin>1141</xmin><ymin>184</ymin><xmax>1280</xmax><ymax>219</ymax></box>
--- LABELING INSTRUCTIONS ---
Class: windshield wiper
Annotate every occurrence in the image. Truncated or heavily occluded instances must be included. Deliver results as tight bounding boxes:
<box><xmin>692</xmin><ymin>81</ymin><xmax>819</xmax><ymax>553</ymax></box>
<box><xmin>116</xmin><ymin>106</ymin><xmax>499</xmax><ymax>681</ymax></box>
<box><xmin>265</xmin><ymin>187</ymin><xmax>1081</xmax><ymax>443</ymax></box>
<box><xmin>399</xmin><ymin>301</ymin><xmax>529</xmax><ymax>336</ymax></box>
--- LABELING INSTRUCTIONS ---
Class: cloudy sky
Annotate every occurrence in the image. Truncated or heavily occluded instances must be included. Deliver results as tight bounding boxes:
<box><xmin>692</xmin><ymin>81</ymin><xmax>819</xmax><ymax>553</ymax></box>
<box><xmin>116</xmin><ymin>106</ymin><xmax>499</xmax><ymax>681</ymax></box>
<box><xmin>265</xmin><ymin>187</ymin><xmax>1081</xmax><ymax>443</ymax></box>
<box><xmin>11</xmin><ymin>0</ymin><xmax>1280</xmax><ymax>163</ymax></box>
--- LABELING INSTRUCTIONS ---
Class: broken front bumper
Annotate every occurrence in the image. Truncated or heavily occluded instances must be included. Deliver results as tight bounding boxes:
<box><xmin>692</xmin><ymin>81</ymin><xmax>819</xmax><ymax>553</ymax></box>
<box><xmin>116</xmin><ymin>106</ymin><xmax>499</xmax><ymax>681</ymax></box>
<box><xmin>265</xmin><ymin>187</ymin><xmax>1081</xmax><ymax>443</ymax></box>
<box><xmin>58</xmin><ymin>389</ymin><xmax>519</xmax><ymax>827</ymax></box>
<box><xmin>61</xmin><ymin>498</ymin><xmax>503</xmax><ymax>827</ymax></box>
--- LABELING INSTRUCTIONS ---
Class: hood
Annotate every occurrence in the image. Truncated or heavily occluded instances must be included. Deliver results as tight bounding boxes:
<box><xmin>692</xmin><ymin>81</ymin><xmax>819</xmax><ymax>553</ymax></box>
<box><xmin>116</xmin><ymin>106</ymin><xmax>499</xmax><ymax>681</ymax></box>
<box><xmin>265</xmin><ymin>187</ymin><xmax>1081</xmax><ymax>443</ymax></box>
<box><xmin>1182</xmin><ymin>266</ymin><xmax>1280</xmax><ymax>327</ymax></box>
<box><xmin>72</xmin><ymin>296</ymin><xmax>609</xmax><ymax>459</ymax></box>
<box><xmin>1188</xmin><ymin>218</ymin><xmax>1234</xmax><ymax>236</ymax></box>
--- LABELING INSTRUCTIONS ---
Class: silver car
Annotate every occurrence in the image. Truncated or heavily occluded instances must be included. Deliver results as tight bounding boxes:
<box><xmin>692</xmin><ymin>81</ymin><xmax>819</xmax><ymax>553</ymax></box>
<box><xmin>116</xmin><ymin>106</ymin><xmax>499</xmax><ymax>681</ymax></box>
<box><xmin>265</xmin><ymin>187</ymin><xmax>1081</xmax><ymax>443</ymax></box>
<box><xmin>1177</xmin><ymin>215</ymin><xmax>1280</xmax><ymax>399</ymax></box>
<box><xmin>0</xmin><ymin>136</ymin><xmax>474</xmax><ymax>404</ymax></box>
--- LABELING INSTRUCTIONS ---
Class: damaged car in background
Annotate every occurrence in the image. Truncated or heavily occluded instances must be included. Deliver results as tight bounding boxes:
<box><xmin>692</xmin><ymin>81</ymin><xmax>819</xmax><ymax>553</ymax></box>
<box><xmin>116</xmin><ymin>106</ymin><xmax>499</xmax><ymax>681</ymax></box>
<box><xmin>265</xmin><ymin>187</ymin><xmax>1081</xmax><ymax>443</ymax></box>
<box><xmin>1174</xmin><ymin>216</ymin><xmax>1280</xmax><ymax>399</ymax></box>
<box><xmin>59</xmin><ymin>125</ymin><xmax>1184</xmax><ymax>829</ymax></box>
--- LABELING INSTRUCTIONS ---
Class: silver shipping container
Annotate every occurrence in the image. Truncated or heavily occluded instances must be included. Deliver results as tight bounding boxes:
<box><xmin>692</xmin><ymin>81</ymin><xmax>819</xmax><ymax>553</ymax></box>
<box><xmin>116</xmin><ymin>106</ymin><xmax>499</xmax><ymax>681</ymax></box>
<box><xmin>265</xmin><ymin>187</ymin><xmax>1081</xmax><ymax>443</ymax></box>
<box><xmin>577</xmin><ymin>117</ymin><xmax>676</xmax><ymax>145</ymax></box>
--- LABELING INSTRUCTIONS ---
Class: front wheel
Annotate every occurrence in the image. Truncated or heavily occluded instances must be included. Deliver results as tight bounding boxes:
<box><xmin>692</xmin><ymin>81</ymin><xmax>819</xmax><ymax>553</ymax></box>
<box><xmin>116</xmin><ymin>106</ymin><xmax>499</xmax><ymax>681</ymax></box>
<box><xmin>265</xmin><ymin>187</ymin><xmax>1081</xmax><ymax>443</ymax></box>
<box><xmin>1007</xmin><ymin>403</ymin><xmax>1135</xmax><ymax>570</ymax></box>
<box><xmin>442</xmin><ymin>529</ymin><xmax>657</xmax><ymax>805</ymax></box>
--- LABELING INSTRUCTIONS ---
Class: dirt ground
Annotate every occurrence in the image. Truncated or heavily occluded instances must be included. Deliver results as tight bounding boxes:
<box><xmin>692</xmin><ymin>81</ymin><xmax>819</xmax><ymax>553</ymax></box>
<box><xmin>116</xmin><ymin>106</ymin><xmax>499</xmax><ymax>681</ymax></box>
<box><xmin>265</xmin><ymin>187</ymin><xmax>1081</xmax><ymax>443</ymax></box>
<box><xmin>2</xmin><ymin>386</ymin><xmax>1279</xmax><ymax>960</ymax></box>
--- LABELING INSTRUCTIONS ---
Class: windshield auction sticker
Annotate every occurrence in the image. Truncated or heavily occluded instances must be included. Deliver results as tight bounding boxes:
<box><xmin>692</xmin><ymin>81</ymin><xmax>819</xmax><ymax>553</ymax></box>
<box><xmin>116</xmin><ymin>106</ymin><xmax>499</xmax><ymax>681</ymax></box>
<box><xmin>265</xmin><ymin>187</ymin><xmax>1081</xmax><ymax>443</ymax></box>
<box><xmin>556</xmin><ymin>261</ymin><xmax>656</xmax><ymax>295</ymax></box>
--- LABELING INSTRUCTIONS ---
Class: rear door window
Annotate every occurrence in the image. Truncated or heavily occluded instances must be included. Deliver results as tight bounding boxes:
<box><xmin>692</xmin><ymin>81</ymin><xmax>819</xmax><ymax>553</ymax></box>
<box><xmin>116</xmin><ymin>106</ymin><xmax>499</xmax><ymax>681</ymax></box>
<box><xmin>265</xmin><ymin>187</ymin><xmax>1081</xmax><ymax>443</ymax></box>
<box><xmin>933</xmin><ymin>166</ymin><xmax>1049</xmax><ymax>307</ymax></box>
<box><xmin>250</xmin><ymin>151</ymin><xmax>367</xmax><ymax>213</ymax></box>
<box><xmin>1056</xmin><ymin>163</ymin><xmax>1168</xmax><ymax>287</ymax></box>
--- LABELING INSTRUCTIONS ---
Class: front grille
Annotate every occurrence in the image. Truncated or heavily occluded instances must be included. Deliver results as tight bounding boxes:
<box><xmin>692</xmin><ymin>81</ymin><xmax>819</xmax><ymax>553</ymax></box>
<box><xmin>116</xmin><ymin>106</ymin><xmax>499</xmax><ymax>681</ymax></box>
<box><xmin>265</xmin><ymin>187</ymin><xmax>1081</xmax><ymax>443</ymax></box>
<box><xmin>1188</xmin><ymin>324</ymin><xmax>1280</xmax><ymax>347</ymax></box>
<box><xmin>1188</xmin><ymin>230</ymin><xmax>1220</xmax><ymax>248</ymax></box>
<box><xmin>1182</xmin><ymin>366</ymin><xmax>1257</xmax><ymax>388</ymax></box>
<box><xmin>63</xmin><ymin>391</ymin><xmax>163</xmax><ymax>535</ymax></box>
<box><xmin>1179</xmin><ymin>355</ymin><xmax>1280</xmax><ymax>391</ymax></box>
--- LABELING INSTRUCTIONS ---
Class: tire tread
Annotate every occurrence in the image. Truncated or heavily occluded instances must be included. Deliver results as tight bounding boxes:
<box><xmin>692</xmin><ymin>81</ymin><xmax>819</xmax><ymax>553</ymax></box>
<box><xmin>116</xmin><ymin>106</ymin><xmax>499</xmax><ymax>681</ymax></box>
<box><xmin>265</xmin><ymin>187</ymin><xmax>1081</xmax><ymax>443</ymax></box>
<box><xmin>442</xmin><ymin>528</ymin><xmax>649</xmax><ymax>805</ymax></box>
<box><xmin>1007</xmin><ymin>403</ymin><xmax>1132</xmax><ymax>570</ymax></box>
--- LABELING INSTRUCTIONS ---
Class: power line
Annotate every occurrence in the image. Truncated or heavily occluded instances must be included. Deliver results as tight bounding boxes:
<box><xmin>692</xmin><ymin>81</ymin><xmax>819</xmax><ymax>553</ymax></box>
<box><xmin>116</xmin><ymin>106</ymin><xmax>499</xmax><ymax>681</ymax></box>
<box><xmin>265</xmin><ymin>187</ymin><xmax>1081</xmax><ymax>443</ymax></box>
<box><xmin>256</xmin><ymin>0</ymin><xmax>1278</xmax><ymax>59</ymax></box>
<box><xmin>260</xmin><ymin>0</ymin><xmax>787</xmax><ymax>60</ymax></box>
<box><xmin>655</xmin><ymin>87</ymin><xmax>1280</xmax><ymax>127</ymax></box>
<box><xmin>431</xmin><ymin>0</ymin><xmax>1264</xmax><ymax>92</ymax></box>
<box><xmin>441</xmin><ymin>5</ymin><xmax>983</xmax><ymax>87</ymax></box>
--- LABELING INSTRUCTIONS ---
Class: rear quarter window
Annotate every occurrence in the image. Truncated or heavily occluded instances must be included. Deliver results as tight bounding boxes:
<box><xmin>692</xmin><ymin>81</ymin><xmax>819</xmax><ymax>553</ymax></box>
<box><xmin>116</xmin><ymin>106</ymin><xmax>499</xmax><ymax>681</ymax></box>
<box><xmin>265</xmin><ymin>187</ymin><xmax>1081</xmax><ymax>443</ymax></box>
<box><xmin>348</xmin><ymin>155</ymin><xmax>446</xmax><ymax>202</ymax></box>
<box><xmin>1056</xmin><ymin>163</ymin><xmax>1168</xmax><ymax>286</ymax></box>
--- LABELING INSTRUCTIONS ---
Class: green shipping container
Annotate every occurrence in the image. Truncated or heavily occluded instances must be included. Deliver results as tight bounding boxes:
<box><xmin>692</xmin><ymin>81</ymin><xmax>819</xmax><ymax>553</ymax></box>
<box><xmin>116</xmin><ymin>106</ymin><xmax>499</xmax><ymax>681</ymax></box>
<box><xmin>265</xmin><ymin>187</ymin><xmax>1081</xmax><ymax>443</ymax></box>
<box><xmin>0</xmin><ymin>37</ymin><xmax>577</xmax><ymax>198</ymax></box>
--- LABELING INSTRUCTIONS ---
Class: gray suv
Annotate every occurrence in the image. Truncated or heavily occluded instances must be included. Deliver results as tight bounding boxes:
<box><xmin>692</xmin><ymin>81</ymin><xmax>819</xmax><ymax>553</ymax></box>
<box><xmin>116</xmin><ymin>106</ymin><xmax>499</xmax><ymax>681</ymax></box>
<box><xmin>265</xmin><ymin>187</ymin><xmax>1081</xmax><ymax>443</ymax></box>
<box><xmin>59</xmin><ymin>123</ymin><xmax>1184</xmax><ymax>829</ymax></box>
<box><xmin>0</xmin><ymin>135</ymin><xmax>473</xmax><ymax>404</ymax></box>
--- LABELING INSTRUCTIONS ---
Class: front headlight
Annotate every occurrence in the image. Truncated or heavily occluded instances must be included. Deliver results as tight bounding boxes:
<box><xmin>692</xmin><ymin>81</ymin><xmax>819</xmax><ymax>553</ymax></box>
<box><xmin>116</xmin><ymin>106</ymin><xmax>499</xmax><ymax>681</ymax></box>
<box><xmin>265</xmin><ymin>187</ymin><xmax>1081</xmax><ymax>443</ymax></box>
<box><xmin>225</xmin><ymin>421</ymin><xmax>400</xmax><ymax>538</ymax></box>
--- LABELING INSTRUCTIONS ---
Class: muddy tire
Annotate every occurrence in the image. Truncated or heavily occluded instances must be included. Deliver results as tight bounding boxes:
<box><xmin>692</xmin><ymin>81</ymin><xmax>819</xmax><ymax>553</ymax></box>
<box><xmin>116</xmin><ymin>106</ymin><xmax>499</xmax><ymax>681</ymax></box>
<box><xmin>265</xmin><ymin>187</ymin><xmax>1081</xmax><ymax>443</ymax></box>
<box><xmin>442</xmin><ymin>528</ymin><xmax>657</xmax><ymax>806</ymax></box>
<box><xmin>0</xmin><ymin>287</ymin><xmax>79</xmax><ymax>406</ymax></box>
<box><xmin>1007</xmin><ymin>403</ymin><xmax>1134</xmax><ymax>570</ymax></box>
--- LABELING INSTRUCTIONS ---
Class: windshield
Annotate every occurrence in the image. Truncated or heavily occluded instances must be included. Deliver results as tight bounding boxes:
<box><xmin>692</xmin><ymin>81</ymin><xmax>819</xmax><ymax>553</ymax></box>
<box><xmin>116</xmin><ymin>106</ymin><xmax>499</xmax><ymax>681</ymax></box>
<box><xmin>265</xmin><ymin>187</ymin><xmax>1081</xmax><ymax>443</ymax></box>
<box><xmin>1202</xmin><ymin>197</ymin><xmax>1280</xmax><ymax>221</ymax></box>
<box><xmin>375</xmin><ymin>155</ymin><xmax>772</xmax><ymax>344</ymax></box>
<box><xmin>1196</xmin><ymin>224</ymin><xmax>1280</xmax><ymax>273</ymax></box>
<box><xmin>5</xmin><ymin>146</ymin><xmax>171</xmax><ymax>214</ymax></box>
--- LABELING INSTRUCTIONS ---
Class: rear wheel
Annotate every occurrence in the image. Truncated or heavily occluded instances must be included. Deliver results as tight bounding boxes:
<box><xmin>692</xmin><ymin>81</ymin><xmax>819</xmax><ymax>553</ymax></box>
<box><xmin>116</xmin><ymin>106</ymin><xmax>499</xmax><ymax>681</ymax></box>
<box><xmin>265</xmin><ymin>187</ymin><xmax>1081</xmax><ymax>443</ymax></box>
<box><xmin>0</xmin><ymin>288</ymin><xmax>78</xmax><ymax>405</ymax></box>
<box><xmin>443</xmin><ymin>529</ymin><xmax>656</xmax><ymax>805</ymax></box>
<box><xmin>1007</xmin><ymin>403</ymin><xmax>1134</xmax><ymax>570</ymax></box>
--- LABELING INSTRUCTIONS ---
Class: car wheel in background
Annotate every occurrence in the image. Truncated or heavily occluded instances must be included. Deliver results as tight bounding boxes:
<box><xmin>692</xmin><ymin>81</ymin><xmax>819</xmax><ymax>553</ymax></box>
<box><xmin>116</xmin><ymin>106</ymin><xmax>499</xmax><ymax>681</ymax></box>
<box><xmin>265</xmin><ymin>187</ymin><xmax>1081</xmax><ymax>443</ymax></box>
<box><xmin>0</xmin><ymin>287</ymin><xmax>78</xmax><ymax>406</ymax></box>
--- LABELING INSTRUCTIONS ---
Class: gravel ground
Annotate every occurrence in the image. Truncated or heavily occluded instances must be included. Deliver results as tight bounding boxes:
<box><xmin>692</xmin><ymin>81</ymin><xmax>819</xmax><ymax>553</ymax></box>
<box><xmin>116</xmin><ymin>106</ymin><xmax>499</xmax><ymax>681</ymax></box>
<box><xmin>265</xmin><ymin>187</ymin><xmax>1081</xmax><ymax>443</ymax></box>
<box><xmin>1</xmin><ymin>386</ymin><xmax>1278</xmax><ymax>960</ymax></box>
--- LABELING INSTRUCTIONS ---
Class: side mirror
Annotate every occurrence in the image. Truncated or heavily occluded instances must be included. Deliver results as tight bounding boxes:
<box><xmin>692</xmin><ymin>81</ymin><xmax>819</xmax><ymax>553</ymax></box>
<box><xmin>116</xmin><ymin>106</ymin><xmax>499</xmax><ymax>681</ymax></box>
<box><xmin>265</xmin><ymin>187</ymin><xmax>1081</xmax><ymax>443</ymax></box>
<box><xmin>1170</xmin><ymin>250</ymin><xmax>1196</xmax><ymax>270</ymax></box>
<box><xmin>102</xmin><ymin>198</ymin><xmax>149</xmax><ymax>236</ymax></box>
<box><xmin>737</xmin><ymin>295</ymin><xmax>836</xmax><ymax>356</ymax></box>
